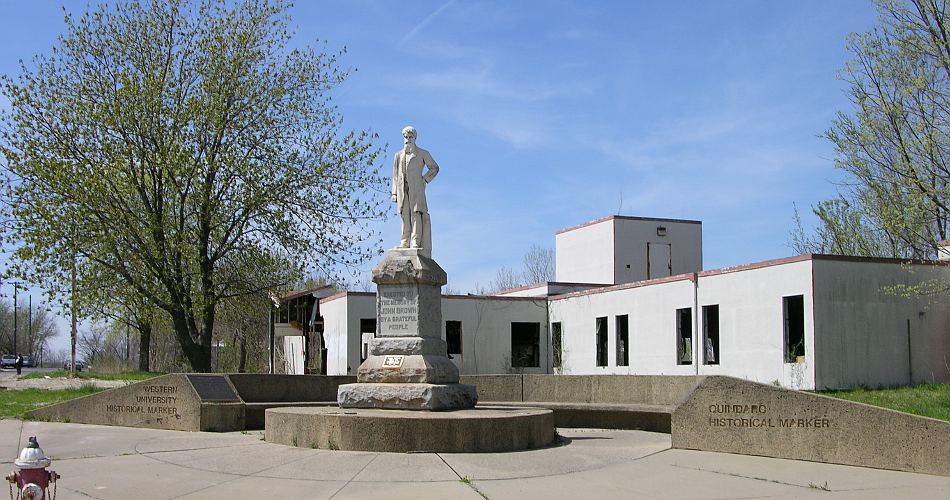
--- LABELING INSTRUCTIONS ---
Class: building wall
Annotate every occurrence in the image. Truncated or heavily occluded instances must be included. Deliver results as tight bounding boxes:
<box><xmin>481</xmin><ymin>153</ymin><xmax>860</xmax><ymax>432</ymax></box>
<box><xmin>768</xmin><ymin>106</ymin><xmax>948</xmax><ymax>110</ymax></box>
<box><xmin>613</xmin><ymin>218</ymin><xmax>703</xmax><ymax>284</ymax></box>
<box><xmin>319</xmin><ymin>293</ymin><xmax>549</xmax><ymax>376</ymax></box>
<box><xmin>812</xmin><ymin>258</ymin><xmax>950</xmax><ymax>389</ymax></box>
<box><xmin>496</xmin><ymin>282</ymin><xmax>606</xmax><ymax>297</ymax></box>
<box><xmin>496</xmin><ymin>284</ymin><xmax>550</xmax><ymax>297</ymax></box>
<box><xmin>318</xmin><ymin>297</ymin><xmax>348</xmax><ymax>376</ymax></box>
<box><xmin>314</xmin><ymin>257</ymin><xmax>948</xmax><ymax>390</ymax></box>
<box><xmin>697</xmin><ymin>260</ymin><xmax>815</xmax><ymax>390</ymax></box>
<box><xmin>550</xmin><ymin>259</ymin><xmax>816</xmax><ymax>389</ymax></box>
<box><xmin>282</xmin><ymin>336</ymin><xmax>305</xmax><ymax>375</ymax></box>
<box><xmin>550</xmin><ymin>277</ymin><xmax>698</xmax><ymax>376</ymax></box>
<box><xmin>555</xmin><ymin>219</ymin><xmax>615</xmax><ymax>284</ymax></box>
<box><xmin>442</xmin><ymin>296</ymin><xmax>549</xmax><ymax>375</ymax></box>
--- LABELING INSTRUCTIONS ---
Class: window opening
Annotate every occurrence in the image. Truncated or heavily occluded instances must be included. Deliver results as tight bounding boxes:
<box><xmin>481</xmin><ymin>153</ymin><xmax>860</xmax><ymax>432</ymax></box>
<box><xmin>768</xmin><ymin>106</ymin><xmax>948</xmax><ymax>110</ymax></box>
<box><xmin>702</xmin><ymin>305</ymin><xmax>719</xmax><ymax>365</ymax></box>
<box><xmin>360</xmin><ymin>318</ymin><xmax>376</xmax><ymax>362</ymax></box>
<box><xmin>676</xmin><ymin>308</ymin><xmax>692</xmax><ymax>365</ymax></box>
<box><xmin>616</xmin><ymin>315</ymin><xmax>629</xmax><ymax>366</ymax></box>
<box><xmin>783</xmin><ymin>295</ymin><xmax>805</xmax><ymax>363</ymax></box>
<box><xmin>596</xmin><ymin>316</ymin><xmax>608</xmax><ymax>367</ymax></box>
<box><xmin>511</xmin><ymin>322</ymin><xmax>540</xmax><ymax>368</ymax></box>
<box><xmin>446</xmin><ymin>320</ymin><xmax>462</xmax><ymax>355</ymax></box>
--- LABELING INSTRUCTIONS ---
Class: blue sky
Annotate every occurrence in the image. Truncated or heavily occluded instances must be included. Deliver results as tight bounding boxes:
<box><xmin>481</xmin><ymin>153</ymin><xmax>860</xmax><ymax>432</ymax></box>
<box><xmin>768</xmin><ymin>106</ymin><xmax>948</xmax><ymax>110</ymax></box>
<box><xmin>287</xmin><ymin>0</ymin><xmax>877</xmax><ymax>290</ymax></box>
<box><xmin>0</xmin><ymin>1</ymin><xmax>878</xmax><ymax>343</ymax></box>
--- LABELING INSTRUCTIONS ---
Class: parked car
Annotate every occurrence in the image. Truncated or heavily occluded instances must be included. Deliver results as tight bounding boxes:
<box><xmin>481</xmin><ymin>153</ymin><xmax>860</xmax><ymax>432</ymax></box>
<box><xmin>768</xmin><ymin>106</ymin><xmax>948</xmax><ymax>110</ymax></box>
<box><xmin>63</xmin><ymin>360</ymin><xmax>85</xmax><ymax>371</ymax></box>
<box><xmin>21</xmin><ymin>356</ymin><xmax>33</xmax><ymax>368</ymax></box>
<box><xmin>0</xmin><ymin>354</ymin><xmax>14</xmax><ymax>368</ymax></box>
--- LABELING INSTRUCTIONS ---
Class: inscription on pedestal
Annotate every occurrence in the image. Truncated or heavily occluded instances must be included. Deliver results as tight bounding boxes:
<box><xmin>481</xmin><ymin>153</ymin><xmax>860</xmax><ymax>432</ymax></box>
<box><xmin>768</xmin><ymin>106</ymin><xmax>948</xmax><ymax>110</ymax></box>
<box><xmin>379</xmin><ymin>285</ymin><xmax>419</xmax><ymax>335</ymax></box>
<box><xmin>383</xmin><ymin>355</ymin><xmax>405</xmax><ymax>368</ymax></box>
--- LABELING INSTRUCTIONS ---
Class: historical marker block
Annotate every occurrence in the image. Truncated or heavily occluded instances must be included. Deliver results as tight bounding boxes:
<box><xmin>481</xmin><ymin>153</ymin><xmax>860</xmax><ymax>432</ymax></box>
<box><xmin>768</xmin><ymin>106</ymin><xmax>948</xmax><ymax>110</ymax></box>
<box><xmin>29</xmin><ymin>374</ymin><xmax>244</xmax><ymax>431</ymax></box>
<box><xmin>672</xmin><ymin>376</ymin><xmax>950</xmax><ymax>476</ymax></box>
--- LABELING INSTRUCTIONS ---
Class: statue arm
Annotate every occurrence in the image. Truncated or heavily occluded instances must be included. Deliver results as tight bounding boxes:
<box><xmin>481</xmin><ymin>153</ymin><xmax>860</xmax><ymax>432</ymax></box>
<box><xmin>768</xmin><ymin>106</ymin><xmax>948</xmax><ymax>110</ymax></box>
<box><xmin>422</xmin><ymin>150</ymin><xmax>439</xmax><ymax>183</ymax></box>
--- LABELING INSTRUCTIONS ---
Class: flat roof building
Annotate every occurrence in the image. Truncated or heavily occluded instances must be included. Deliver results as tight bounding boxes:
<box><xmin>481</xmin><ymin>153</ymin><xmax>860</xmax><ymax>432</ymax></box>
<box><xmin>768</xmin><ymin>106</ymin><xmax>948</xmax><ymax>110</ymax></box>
<box><xmin>274</xmin><ymin>216</ymin><xmax>950</xmax><ymax>390</ymax></box>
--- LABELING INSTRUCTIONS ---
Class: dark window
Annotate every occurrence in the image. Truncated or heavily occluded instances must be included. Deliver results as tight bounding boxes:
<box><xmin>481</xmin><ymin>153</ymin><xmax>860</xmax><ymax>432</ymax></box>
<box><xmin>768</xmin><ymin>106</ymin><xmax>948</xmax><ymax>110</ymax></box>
<box><xmin>511</xmin><ymin>322</ymin><xmax>540</xmax><ymax>368</ymax></box>
<box><xmin>595</xmin><ymin>316</ymin><xmax>608</xmax><ymax>367</ymax></box>
<box><xmin>783</xmin><ymin>295</ymin><xmax>805</xmax><ymax>363</ymax></box>
<box><xmin>360</xmin><ymin>318</ymin><xmax>376</xmax><ymax>362</ymax></box>
<box><xmin>446</xmin><ymin>320</ymin><xmax>462</xmax><ymax>355</ymax></box>
<box><xmin>552</xmin><ymin>322</ymin><xmax>562</xmax><ymax>369</ymax></box>
<box><xmin>702</xmin><ymin>305</ymin><xmax>720</xmax><ymax>365</ymax></box>
<box><xmin>677</xmin><ymin>308</ymin><xmax>692</xmax><ymax>365</ymax></box>
<box><xmin>616</xmin><ymin>315</ymin><xmax>629</xmax><ymax>366</ymax></box>
<box><xmin>360</xmin><ymin>318</ymin><xmax>376</xmax><ymax>335</ymax></box>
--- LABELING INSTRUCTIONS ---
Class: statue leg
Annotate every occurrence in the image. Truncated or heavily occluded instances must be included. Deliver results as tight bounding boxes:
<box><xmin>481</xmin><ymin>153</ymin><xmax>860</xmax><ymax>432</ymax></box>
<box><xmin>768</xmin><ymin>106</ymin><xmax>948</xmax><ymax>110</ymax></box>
<box><xmin>410</xmin><ymin>211</ymin><xmax>423</xmax><ymax>248</ymax></box>
<box><xmin>399</xmin><ymin>205</ymin><xmax>411</xmax><ymax>248</ymax></box>
<box><xmin>421</xmin><ymin>212</ymin><xmax>432</xmax><ymax>253</ymax></box>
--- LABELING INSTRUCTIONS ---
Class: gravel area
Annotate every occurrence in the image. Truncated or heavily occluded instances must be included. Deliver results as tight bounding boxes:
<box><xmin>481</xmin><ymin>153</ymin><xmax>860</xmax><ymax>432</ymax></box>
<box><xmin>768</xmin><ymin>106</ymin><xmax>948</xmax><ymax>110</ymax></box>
<box><xmin>0</xmin><ymin>369</ymin><xmax>130</xmax><ymax>390</ymax></box>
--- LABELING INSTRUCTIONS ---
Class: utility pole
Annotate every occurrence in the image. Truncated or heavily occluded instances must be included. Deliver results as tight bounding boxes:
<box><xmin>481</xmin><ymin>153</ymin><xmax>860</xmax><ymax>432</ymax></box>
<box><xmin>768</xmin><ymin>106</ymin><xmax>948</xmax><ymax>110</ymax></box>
<box><xmin>28</xmin><ymin>295</ymin><xmax>32</xmax><ymax>358</ymax></box>
<box><xmin>12</xmin><ymin>284</ymin><xmax>17</xmax><ymax>355</ymax></box>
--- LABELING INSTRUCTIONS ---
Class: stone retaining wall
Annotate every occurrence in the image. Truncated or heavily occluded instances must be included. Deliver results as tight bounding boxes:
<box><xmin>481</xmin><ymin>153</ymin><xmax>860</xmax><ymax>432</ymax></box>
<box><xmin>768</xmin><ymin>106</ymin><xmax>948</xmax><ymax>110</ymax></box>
<box><xmin>672</xmin><ymin>376</ymin><xmax>950</xmax><ymax>476</ymax></box>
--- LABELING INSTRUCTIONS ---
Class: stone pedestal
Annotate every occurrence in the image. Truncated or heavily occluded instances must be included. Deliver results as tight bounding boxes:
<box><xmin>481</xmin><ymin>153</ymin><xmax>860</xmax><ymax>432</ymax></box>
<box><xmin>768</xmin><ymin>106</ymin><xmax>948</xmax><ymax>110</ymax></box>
<box><xmin>337</xmin><ymin>248</ymin><xmax>477</xmax><ymax>410</ymax></box>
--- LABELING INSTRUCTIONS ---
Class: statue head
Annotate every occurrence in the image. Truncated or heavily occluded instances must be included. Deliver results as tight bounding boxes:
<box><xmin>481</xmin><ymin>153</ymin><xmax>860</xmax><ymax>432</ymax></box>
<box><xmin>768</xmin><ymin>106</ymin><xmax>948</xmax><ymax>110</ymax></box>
<box><xmin>402</xmin><ymin>126</ymin><xmax>417</xmax><ymax>148</ymax></box>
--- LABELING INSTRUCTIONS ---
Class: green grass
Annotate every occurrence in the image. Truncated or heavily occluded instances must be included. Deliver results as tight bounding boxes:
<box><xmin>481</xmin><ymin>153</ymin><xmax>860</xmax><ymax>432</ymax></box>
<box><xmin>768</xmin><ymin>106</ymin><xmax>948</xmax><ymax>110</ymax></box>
<box><xmin>0</xmin><ymin>386</ymin><xmax>105</xmax><ymax>419</ymax></box>
<box><xmin>19</xmin><ymin>370</ymin><xmax>162</xmax><ymax>381</ymax></box>
<box><xmin>821</xmin><ymin>382</ymin><xmax>950</xmax><ymax>422</ymax></box>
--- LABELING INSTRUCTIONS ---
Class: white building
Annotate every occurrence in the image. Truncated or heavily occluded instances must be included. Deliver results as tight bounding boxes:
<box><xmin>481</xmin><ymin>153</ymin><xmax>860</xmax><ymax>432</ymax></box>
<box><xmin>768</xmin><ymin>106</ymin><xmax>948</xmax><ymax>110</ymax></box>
<box><xmin>278</xmin><ymin>215</ymin><xmax>950</xmax><ymax>390</ymax></box>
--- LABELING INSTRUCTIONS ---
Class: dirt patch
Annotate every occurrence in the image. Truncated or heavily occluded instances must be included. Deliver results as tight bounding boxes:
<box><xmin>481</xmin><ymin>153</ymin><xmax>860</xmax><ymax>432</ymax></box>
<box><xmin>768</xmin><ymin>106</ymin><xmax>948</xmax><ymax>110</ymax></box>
<box><xmin>0</xmin><ymin>373</ymin><xmax>129</xmax><ymax>391</ymax></box>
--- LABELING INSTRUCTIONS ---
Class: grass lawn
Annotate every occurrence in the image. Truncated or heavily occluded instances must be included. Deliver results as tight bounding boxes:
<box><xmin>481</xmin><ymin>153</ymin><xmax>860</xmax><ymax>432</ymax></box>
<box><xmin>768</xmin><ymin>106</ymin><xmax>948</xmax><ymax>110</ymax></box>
<box><xmin>0</xmin><ymin>386</ymin><xmax>105</xmax><ymax>420</ymax></box>
<box><xmin>19</xmin><ymin>370</ymin><xmax>162</xmax><ymax>381</ymax></box>
<box><xmin>821</xmin><ymin>382</ymin><xmax>950</xmax><ymax>422</ymax></box>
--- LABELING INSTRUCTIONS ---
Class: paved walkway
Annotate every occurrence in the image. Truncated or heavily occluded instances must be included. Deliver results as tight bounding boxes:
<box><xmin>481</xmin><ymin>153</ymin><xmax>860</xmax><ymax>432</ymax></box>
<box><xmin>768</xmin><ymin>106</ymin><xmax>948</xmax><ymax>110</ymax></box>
<box><xmin>1</xmin><ymin>419</ymin><xmax>947</xmax><ymax>499</ymax></box>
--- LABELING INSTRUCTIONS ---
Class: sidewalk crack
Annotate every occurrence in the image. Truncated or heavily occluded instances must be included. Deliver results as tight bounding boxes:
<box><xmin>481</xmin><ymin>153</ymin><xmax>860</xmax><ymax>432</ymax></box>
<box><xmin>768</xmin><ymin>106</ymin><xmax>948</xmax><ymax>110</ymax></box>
<box><xmin>328</xmin><ymin>453</ymin><xmax>379</xmax><ymax>499</ymax></box>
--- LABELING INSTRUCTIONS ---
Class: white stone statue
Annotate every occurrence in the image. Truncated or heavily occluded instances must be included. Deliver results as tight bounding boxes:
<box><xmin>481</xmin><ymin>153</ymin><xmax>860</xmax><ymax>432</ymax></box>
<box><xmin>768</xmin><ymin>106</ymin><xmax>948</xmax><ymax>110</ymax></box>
<box><xmin>391</xmin><ymin>126</ymin><xmax>439</xmax><ymax>254</ymax></box>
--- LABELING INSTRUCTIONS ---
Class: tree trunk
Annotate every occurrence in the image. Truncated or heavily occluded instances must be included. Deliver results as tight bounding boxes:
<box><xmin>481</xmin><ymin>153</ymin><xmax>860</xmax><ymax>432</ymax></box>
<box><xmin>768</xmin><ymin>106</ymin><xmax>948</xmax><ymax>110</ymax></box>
<box><xmin>238</xmin><ymin>332</ymin><xmax>248</xmax><ymax>373</ymax></box>
<box><xmin>170</xmin><ymin>309</ymin><xmax>213</xmax><ymax>372</ymax></box>
<box><xmin>137</xmin><ymin>321</ymin><xmax>152</xmax><ymax>372</ymax></box>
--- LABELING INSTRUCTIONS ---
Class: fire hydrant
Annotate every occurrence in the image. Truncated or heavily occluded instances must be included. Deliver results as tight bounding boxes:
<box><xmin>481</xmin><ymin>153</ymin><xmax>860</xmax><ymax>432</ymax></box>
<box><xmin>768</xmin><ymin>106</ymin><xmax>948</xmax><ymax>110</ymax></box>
<box><xmin>5</xmin><ymin>437</ymin><xmax>59</xmax><ymax>500</ymax></box>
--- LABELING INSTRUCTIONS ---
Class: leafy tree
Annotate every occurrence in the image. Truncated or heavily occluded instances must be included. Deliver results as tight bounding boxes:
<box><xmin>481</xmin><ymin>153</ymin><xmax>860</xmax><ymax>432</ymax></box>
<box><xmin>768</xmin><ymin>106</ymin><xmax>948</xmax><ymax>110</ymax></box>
<box><xmin>214</xmin><ymin>292</ymin><xmax>271</xmax><ymax>373</ymax></box>
<box><xmin>794</xmin><ymin>0</ymin><xmax>949</xmax><ymax>264</ymax></box>
<box><xmin>0</xmin><ymin>0</ymin><xmax>386</xmax><ymax>371</ymax></box>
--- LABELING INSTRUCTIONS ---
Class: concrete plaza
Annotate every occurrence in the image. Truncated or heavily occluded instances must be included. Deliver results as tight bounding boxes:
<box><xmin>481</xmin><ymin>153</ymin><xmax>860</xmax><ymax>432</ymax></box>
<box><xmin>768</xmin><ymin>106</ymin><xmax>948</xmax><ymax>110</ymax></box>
<box><xmin>1</xmin><ymin>419</ymin><xmax>947</xmax><ymax>499</ymax></box>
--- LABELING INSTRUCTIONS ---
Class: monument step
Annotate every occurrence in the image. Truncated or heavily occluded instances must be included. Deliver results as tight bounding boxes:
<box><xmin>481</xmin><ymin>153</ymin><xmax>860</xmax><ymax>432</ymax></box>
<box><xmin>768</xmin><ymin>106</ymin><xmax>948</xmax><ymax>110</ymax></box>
<box><xmin>338</xmin><ymin>382</ymin><xmax>477</xmax><ymax>411</ymax></box>
<box><xmin>266</xmin><ymin>406</ymin><xmax>555</xmax><ymax>453</ymax></box>
<box><xmin>370</xmin><ymin>336</ymin><xmax>447</xmax><ymax>356</ymax></box>
<box><xmin>356</xmin><ymin>354</ymin><xmax>459</xmax><ymax>384</ymax></box>
<box><xmin>482</xmin><ymin>401</ymin><xmax>675</xmax><ymax>433</ymax></box>
<box><xmin>244</xmin><ymin>401</ymin><xmax>337</xmax><ymax>429</ymax></box>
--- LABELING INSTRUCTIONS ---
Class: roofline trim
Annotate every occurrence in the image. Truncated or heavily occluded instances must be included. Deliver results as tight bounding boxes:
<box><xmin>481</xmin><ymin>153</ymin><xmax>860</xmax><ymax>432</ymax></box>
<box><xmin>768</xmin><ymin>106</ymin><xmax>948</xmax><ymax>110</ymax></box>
<box><xmin>555</xmin><ymin>215</ymin><xmax>702</xmax><ymax>235</ymax></box>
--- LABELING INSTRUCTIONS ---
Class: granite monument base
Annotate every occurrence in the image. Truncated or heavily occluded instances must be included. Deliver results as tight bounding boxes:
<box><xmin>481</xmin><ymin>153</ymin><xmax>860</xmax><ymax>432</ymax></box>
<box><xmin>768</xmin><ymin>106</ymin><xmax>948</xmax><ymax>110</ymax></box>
<box><xmin>337</xmin><ymin>382</ymin><xmax>477</xmax><ymax>411</ymax></box>
<box><xmin>266</xmin><ymin>406</ymin><xmax>556</xmax><ymax>453</ymax></box>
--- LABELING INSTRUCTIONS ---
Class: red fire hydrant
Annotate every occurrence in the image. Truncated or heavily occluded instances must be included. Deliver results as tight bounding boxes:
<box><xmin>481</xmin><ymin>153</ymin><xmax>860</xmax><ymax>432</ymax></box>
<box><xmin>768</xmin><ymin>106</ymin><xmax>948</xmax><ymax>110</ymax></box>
<box><xmin>5</xmin><ymin>437</ymin><xmax>59</xmax><ymax>500</ymax></box>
